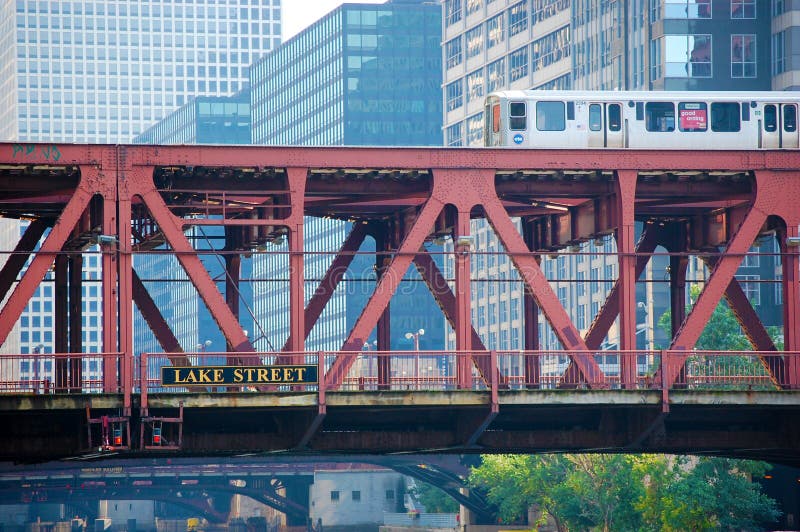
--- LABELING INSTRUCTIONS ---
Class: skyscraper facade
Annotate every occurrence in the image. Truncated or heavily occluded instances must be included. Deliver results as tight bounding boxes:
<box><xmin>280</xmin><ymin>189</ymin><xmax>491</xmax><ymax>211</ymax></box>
<box><xmin>249</xmin><ymin>0</ymin><xmax>445</xmax><ymax>352</ymax></box>
<box><xmin>0</xmin><ymin>0</ymin><xmax>280</xmax><ymax>143</ymax></box>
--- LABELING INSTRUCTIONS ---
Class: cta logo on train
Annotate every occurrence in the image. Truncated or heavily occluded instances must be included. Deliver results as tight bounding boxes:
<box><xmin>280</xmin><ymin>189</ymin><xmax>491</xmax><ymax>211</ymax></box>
<box><xmin>484</xmin><ymin>90</ymin><xmax>800</xmax><ymax>149</ymax></box>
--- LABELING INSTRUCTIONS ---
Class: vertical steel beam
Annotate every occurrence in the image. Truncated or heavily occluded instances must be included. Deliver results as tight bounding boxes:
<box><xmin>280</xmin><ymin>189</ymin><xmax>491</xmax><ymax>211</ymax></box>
<box><xmin>615</xmin><ymin>170</ymin><xmax>637</xmax><ymax>388</ymax></box>
<box><xmin>68</xmin><ymin>253</ymin><xmax>83</xmax><ymax>392</ymax></box>
<box><xmin>107</xmin><ymin>193</ymin><xmax>126</xmax><ymax>395</ymax></box>
<box><xmin>54</xmin><ymin>254</ymin><xmax>68</xmax><ymax>389</ymax></box>
<box><xmin>225</xmin><ymin>254</ymin><xmax>242</xmax><ymax>348</ymax></box>
<box><xmin>781</xmin><ymin>225</ymin><xmax>800</xmax><ymax>387</ymax></box>
<box><xmin>454</xmin><ymin>209</ymin><xmax>473</xmax><ymax>389</ymax></box>
<box><xmin>522</xmin><ymin>222</ymin><xmax>540</xmax><ymax>388</ymax></box>
<box><xmin>374</xmin><ymin>225</ymin><xmax>391</xmax><ymax>390</ymax></box>
<box><xmin>286</xmin><ymin>168</ymin><xmax>308</xmax><ymax>356</ymax></box>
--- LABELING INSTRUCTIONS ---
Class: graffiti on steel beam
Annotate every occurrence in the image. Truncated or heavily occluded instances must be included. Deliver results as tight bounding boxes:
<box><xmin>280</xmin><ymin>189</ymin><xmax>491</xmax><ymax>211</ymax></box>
<box><xmin>11</xmin><ymin>143</ymin><xmax>61</xmax><ymax>162</ymax></box>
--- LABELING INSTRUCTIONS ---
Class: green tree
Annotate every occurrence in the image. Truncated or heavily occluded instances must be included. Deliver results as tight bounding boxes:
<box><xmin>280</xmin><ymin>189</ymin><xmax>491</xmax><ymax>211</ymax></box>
<box><xmin>469</xmin><ymin>454</ymin><xmax>780</xmax><ymax>531</ymax></box>
<box><xmin>411</xmin><ymin>481</ymin><xmax>459</xmax><ymax>513</ymax></box>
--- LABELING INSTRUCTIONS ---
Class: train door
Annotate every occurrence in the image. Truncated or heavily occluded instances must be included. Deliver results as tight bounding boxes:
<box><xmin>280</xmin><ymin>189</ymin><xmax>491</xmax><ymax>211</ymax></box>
<box><xmin>762</xmin><ymin>103</ymin><xmax>799</xmax><ymax>148</ymax></box>
<box><xmin>587</xmin><ymin>102</ymin><xmax>624</xmax><ymax>148</ymax></box>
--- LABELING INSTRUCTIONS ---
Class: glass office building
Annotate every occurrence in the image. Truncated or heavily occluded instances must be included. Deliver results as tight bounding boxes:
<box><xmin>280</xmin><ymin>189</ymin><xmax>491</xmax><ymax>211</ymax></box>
<box><xmin>251</xmin><ymin>0</ymin><xmax>443</xmax><ymax>146</ymax></box>
<box><xmin>249</xmin><ymin>0</ymin><xmax>445</xmax><ymax>353</ymax></box>
<box><xmin>0</xmin><ymin>0</ymin><xmax>280</xmax><ymax>143</ymax></box>
<box><xmin>134</xmin><ymin>92</ymin><xmax>251</xmax><ymax>145</ymax></box>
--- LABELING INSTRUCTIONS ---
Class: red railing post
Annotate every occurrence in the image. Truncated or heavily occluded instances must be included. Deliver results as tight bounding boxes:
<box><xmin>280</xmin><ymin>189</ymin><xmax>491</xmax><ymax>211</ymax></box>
<box><xmin>140</xmin><ymin>352</ymin><xmax>148</xmax><ymax>415</ymax></box>
<box><xmin>660</xmin><ymin>350</ymin><xmax>669</xmax><ymax>413</ymax></box>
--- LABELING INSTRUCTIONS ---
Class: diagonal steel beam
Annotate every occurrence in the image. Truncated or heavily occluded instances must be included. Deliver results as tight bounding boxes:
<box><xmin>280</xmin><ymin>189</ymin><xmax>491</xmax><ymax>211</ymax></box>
<box><xmin>131</xmin><ymin>269</ymin><xmax>191</xmax><ymax>367</ymax></box>
<box><xmin>664</xmin><ymin>202</ymin><xmax>767</xmax><ymax>387</ymax></box>
<box><xmin>0</xmin><ymin>218</ymin><xmax>49</xmax><ymax>303</ymax></box>
<box><xmin>139</xmin><ymin>188</ymin><xmax>253</xmax><ymax>354</ymax></box>
<box><xmin>282</xmin><ymin>222</ymin><xmax>368</xmax><ymax>351</ymax></box>
<box><xmin>0</xmin><ymin>187</ymin><xmax>92</xmax><ymax>347</ymax></box>
<box><xmin>481</xmin><ymin>188</ymin><xmax>604</xmax><ymax>386</ymax></box>
<box><xmin>325</xmin><ymin>198</ymin><xmax>445</xmax><ymax>386</ymax></box>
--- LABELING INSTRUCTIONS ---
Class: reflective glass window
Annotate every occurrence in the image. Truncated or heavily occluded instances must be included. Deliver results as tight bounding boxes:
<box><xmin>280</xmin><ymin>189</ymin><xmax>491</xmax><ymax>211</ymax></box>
<box><xmin>509</xmin><ymin>46</ymin><xmax>528</xmax><ymax>81</ymax></box>
<box><xmin>664</xmin><ymin>34</ymin><xmax>711</xmax><ymax>77</ymax></box>
<box><xmin>445</xmin><ymin>37</ymin><xmax>463</xmax><ymax>69</ymax></box>
<box><xmin>784</xmin><ymin>105</ymin><xmax>797</xmax><ymax>132</ymax></box>
<box><xmin>487</xmin><ymin>58</ymin><xmax>505</xmax><ymax>91</ymax></box>
<box><xmin>487</xmin><ymin>14</ymin><xmax>504</xmax><ymax>48</ymax></box>
<box><xmin>664</xmin><ymin>0</ymin><xmax>711</xmax><ymax>19</ymax></box>
<box><xmin>731</xmin><ymin>34</ymin><xmax>756</xmax><ymax>78</ymax></box>
<box><xmin>710</xmin><ymin>102</ymin><xmax>741</xmax><ymax>132</ymax></box>
<box><xmin>466</xmin><ymin>25</ymin><xmax>483</xmax><ymax>59</ymax></box>
<box><xmin>645</xmin><ymin>102</ymin><xmax>675</xmax><ymax>132</ymax></box>
<box><xmin>467</xmin><ymin>0</ymin><xmax>482</xmax><ymax>16</ymax></box>
<box><xmin>731</xmin><ymin>0</ymin><xmax>755</xmax><ymax>18</ymax></box>
<box><xmin>536</xmin><ymin>101</ymin><xmax>565</xmax><ymax>131</ymax></box>
<box><xmin>509</xmin><ymin>102</ymin><xmax>526</xmax><ymax>130</ymax></box>
<box><xmin>509</xmin><ymin>1</ymin><xmax>528</xmax><ymax>36</ymax></box>
<box><xmin>764</xmin><ymin>104</ymin><xmax>777</xmax><ymax>132</ymax></box>
<box><xmin>466</xmin><ymin>68</ymin><xmax>484</xmax><ymax>102</ymax></box>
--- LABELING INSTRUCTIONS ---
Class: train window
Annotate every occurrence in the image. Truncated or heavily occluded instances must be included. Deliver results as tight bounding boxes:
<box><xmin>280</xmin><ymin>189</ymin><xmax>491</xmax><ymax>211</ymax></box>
<box><xmin>711</xmin><ymin>102</ymin><xmax>741</xmax><ymax>132</ymax></box>
<box><xmin>741</xmin><ymin>103</ymin><xmax>750</xmax><ymax>121</ymax></box>
<box><xmin>645</xmin><ymin>102</ymin><xmax>675</xmax><ymax>132</ymax></box>
<box><xmin>567</xmin><ymin>101</ymin><xmax>575</xmax><ymax>120</ymax></box>
<box><xmin>678</xmin><ymin>102</ymin><xmax>707</xmax><ymax>132</ymax></box>
<box><xmin>509</xmin><ymin>102</ymin><xmax>526</xmax><ymax>130</ymax></box>
<box><xmin>492</xmin><ymin>104</ymin><xmax>501</xmax><ymax>133</ymax></box>
<box><xmin>589</xmin><ymin>104</ymin><xmax>602</xmax><ymax>131</ymax></box>
<box><xmin>536</xmin><ymin>101</ymin><xmax>565</xmax><ymax>131</ymax></box>
<box><xmin>635</xmin><ymin>102</ymin><xmax>644</xmax><ymax>120</ymax></box>
<box><xmin>784</xmin><ymin>105</ymin><xmax>797</xmax><ymax>132</ymax></box>
<box><xmin>608</xmin><ymin>104</ymin><xmax>621</xmax><ymax>131</ymax></box>
<box><xmin>764</xmin><ymin>104</ymin><xmax>777</xmax><ymax>132</ymax></box>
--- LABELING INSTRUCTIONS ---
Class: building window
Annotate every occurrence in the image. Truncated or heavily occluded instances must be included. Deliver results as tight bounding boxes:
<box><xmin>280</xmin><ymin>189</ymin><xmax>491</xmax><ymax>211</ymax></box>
<box><xmin>534</xmin><ymin>0</ymin><xmax>568</xmax><ymax>23</ymax></box>
<box><xmin>467</xmin><ymin>0</ymin><xmax>482</xmax><ymax>16</ymax></box>
<box><xmin>735</xmin><ymin>275</ymin><xmax>761</xmax><ymax>305</ymax></box>
<box><xmin>445</xmin><ymin>37</ymin><xmax>463</xmax><ymax>69</ymax></box>
<box><xmin>487</xmin><ymin>14</ymin><xmax>504</xmax><ymax>48</ymax></box>
<box><xmin>509</xmin><ymin>1</ymin><xmax>528</xmax><ymax>36</ymax></box>
<box><xmin>466</xmin><ymin>68</ymin><xmax>484</xmax><ymax>102</ymax></box>
<box><xmin>741</xmin><ymin>248</ymin><xmax>760</xmax><ymax>268</ymax></box>
<box><xmin>447</xmin><ymin>80</ymin><xmax>464</xmax><ymax>112</ymax></box>
<box><xmin>445</xmin><ymin>0</ymin><xmax>463</xmax><ymax>25</ymax></box>
<box><xmin>466</xmin><ymin>25</ymin><xmax>483</xmax><ymax>59</ymax></box>
<box><xmin>330</xmin><ymin>491</ymin><xmax>340</xmax><ymax>502</ymax></box>
<box><xmin>447</xmin><ymin>122</ymin><xmax>464</xmax><ymax>146</ymax></box>
<box><xmin>772</xmin><ymin>31</ymin><xmax>786</xmax><ymax>76</ymax></box>
<box><xmin>731</xmin><ymin>34</ymin><xmax>756</xmax><ymax>78</ymax></box>
<box><xmin>531</xmin><ymin>26</ymin><xmax>570</xmax><ymax>71</ymax></box>
<box><xmin>664</xmin><ymin>0</ymin><xmax>711</xmax><ymax>19</ymax></box>
<box><xmin>487</xmin><ymin>58</ymin><xmax>505</xmax><ymax>92</ymax></box>
<box><xmin>664</xmin><ymin>34</ymin><xmax>711</xmax><ymax>77</ymax></box>
<box><xmin>386</xmin><ymin>489</ymin><xmax>395</xmax><ymax>500</ymax></box>
<box><xmin>466</xmin><ymin>112</ymin><xmax>484</xmax><ymax>145</ymax></box>
<box><xmin>510</xmin><ymin>46</ymin><xmax>529</xmax><ymax>82</ymax></box>
<box><xmin>352</xmin><ymin>491</ymin><xmax>361</xmax><ymax>502</ymax></box>
<box><xmin>773</xmin><ymin>0</ymin><xmax>785</xmax><ymax>15</ymax></box>
<box><xmin>731</xmin><ymin>0</ymin><xmax>755</xmax><ymax>18</ymax></box>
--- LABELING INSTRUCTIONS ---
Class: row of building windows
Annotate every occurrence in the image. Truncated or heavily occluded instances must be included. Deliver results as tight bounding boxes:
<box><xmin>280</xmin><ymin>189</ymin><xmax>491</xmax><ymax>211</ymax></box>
<box><xmin>446</xmin><ymin>0</ymin><xmax>567</xmax><ymax>28</ymax></box>
<box><xmin>16</xmin><ymin>1</ymin><xmax>278</xmax><ymax>18</ymax></box>
<box><xmin>651</xmin><ymin>34</ymin><xmax>756</xmax><ymax>79</ymax></box>
<box><xmin>651</xmin><ymin>0</ymin><xmax>756</xmax><ymax>20</ymax></box>
<box><xmin>447</xmin><ymin>28</ymin><xmax>570</xmax><ymax>113</ymax></box>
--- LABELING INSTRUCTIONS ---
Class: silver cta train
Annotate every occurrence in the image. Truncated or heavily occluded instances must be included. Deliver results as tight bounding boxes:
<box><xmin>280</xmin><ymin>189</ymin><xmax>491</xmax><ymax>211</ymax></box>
<box><xmin>484</xmin><ymin>90</ymin><xmax>800</xmax><ymax>149</ymax></box>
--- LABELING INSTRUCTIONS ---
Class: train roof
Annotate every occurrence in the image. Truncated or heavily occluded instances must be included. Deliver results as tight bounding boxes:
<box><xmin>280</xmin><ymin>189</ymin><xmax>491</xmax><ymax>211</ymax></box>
<box><xmin>487</xmin><ymin>90</ymin><xmax>800</xmax><ymax>102</ymax></box>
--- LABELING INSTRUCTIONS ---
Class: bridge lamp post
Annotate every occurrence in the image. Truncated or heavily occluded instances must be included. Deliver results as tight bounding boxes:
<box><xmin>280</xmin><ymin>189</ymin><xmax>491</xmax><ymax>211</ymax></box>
<box><xmin>32</xmin><ymin>343</ymin><xmax>44</xmax><ymax>394</ymax></box>
<box><xmin>362</xmin><ymin>340</ymin><xmax>377</xmax><ymax>380</ymax></box>
<box><xmin>194</xmin><ymin>339</ymin><xmax>212</xmax><ymax>365</ymax></box>
<box><xmin>405</xmin><ymin>329</ymin><xmax>424</xmax><ymax>388</ymax></box>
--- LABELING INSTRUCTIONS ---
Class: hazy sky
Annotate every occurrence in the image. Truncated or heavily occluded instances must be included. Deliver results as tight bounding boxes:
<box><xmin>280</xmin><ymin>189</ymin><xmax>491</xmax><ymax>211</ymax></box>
<box><xmin>282</xmin><ymin>0</ymin><xmax>388</xmax><ymax>40</ymax></box>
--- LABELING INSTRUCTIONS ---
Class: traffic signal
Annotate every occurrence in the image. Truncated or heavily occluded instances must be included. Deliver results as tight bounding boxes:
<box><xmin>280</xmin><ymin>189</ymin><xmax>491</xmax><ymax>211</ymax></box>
<box><xmin>152</xmin><ymin>427</ymin><xmax>162</xmax><ymax>445</ymax></box>
<box><xmin>113</xmin><ymin>427</ymin><xmax>122</xmax><ymax>446</ymax></box>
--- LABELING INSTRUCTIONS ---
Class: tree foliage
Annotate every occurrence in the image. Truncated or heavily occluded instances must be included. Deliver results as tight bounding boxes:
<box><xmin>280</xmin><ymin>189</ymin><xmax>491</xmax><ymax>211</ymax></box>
<box><xmin>468</xmin><ymin>454</ymin><xmax>779</xmax><ymax>531</ymax></box>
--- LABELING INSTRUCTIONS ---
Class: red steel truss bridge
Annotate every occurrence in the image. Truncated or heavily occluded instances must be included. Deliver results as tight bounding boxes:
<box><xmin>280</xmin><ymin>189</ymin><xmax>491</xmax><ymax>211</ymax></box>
<box><xmin>0</xmin><ymin>143</ymin><xmax>799</xmax><ymax>464</ymax></box>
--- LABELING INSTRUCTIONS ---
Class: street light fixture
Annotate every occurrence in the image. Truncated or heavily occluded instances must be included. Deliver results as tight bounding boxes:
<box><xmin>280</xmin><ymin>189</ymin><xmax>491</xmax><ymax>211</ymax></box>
<box><xmin>404</xmin><ymin>329</ymin><xmax>424</xmax><ymax>389</ymax></box>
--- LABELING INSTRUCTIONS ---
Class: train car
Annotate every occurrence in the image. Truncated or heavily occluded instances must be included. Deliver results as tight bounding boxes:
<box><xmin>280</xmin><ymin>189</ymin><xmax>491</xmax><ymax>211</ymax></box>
<box><xmin>484</xmin><ymin>90</ymin><xmax>800</xmax><ymax>149</ymax></box>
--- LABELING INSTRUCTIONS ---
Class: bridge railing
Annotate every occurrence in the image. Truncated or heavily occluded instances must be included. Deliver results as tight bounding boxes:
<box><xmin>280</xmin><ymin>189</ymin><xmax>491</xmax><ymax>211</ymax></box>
<box><xmin>136</xmin><ymin>349</ymin><xmax>798</xmax><ymax>394</ymax></box>
<box><xmin>0</xmin><ymin>352</ymin><xmax>124</xmax><ymax>394</ymax></box>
